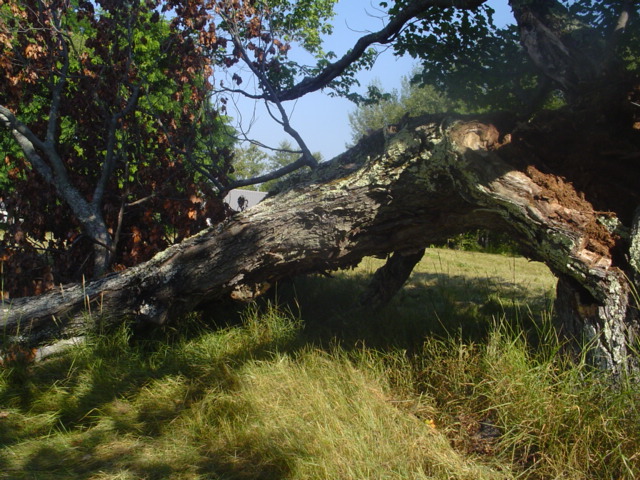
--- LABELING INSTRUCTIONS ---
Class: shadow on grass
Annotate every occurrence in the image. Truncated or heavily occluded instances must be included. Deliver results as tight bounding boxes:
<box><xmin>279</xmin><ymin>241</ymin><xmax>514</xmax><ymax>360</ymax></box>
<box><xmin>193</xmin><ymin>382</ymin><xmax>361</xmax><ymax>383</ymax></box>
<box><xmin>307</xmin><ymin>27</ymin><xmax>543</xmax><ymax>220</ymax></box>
<box><xmin>16</xmin><ymin>438</ymin><xmax>294</xmax><ymax>480</ymax></box>
<box><xmin>0</xmin><ymin>306</ymin><xmax>289</xmax><ymax>434</ymax></box>
<box><xmin>8</xmin><ymin>430</ymin><xmax>193</xmax><ymax>480</ymax></box>
<box><xmin>0</xmin><ymin>263</ymin><xmax>555</xmax><ymax>479</ymax></box>
<box><xmin>266</xmin><ymin>268</ymin><xmax>555</xmax><ymax>353</ymax></box>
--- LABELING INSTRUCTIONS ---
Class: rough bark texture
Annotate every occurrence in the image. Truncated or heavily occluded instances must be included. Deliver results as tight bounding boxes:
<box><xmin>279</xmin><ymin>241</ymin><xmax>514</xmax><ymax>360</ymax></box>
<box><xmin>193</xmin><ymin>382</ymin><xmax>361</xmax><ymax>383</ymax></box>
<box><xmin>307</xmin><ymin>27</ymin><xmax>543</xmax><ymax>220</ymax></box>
<box><xmin>2</xmin><ymin>113</ymin><xmax>639</xmax><ymax>376</ymax></box>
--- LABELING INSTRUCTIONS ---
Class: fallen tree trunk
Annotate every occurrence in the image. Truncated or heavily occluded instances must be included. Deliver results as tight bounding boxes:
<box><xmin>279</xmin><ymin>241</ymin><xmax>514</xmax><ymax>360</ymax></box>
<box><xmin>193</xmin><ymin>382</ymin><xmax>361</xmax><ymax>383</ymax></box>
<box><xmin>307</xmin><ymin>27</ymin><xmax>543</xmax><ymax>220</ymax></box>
<box><xmin>2</xmin><ymin>113</ymin><xmax>639</xmax><ymax>375</ymax></box>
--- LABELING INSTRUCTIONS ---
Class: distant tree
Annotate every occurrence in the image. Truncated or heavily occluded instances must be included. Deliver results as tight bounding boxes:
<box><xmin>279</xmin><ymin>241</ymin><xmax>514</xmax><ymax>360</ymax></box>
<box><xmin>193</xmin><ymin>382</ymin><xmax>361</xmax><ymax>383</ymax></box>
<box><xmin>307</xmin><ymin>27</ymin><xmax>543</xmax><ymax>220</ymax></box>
<box><xmin>230</xmin><ymin>144</ymin><xmax>269</xmax><ymax>190</ymax></box>
<box><xmin>267</xmin><ymin>141</ymin><xmax>305</xmax><ymax>170</ymax></box>
<box><xmin>348</xmin><ymin>74</ymin><xmax>454</xmax><ymax>143</ymax></box>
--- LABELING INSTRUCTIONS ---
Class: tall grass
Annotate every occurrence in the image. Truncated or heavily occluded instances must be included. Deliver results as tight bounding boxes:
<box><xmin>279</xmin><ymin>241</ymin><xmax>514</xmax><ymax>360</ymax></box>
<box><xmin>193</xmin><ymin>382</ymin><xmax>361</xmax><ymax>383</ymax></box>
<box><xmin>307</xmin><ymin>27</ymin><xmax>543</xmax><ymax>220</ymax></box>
<box><xmin>0</xmin><ymin>248</ymin><xmax>638</xmax><ymax>479</ymax></box>
<box><xmin>416</xmin><ymin>318</ymin><xmax>640</xmax><ymax>479</ymax></box>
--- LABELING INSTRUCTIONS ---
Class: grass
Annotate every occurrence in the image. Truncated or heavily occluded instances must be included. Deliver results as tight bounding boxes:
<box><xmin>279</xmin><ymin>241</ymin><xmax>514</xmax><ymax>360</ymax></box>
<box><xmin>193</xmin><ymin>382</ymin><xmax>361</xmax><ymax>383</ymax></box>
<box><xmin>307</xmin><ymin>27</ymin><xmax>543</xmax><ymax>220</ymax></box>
<box><xmin>1</xmin><ymin>247</ymin><xmax>638</xmax><ymax>479</ymax></box>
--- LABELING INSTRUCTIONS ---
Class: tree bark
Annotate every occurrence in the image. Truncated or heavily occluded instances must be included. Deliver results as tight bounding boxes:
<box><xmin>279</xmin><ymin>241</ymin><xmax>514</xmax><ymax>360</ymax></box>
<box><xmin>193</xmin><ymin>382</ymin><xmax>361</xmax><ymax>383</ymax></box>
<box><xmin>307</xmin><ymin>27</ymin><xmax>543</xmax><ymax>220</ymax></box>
<box><xmin>0</xmin><ymin>105</ymin><xmax>114</xmax><ymax>276</ymax></box>
<box><xmin>509</xmin><ymin>0</ymin><xmax>603</xmax><ymax>94</ymax></box>
<box><xmin>2</xmin><ymin>113</ymin><xmax>639</xmax><ymax>376</ymax></box>
<box><xmin>360</xmin><ymin>249</ymin><xmax>426</xmax><ymax>309</ymax></box>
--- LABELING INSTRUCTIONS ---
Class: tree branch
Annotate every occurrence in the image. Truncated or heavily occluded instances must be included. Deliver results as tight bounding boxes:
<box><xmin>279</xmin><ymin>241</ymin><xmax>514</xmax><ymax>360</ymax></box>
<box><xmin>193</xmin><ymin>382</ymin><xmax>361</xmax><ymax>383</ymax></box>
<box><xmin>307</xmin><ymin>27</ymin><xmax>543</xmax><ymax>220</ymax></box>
<box><xmin>2</xmin><ymin>102</ymin><xmax>110</xmax><ymax>257</ymax></box>
<box><xmin>218</xmin><ymin>86</ymin><xmax>266</xmax><ymax>100</ymax></box>
<box><xmin>277</xmin><ymin>0</ymin><xmax>486</xmax><ymax>101</ymax></box>
<box><xmin>0</xmin><ymin>107</ymin><xmax>108</xmax><ymax>259</ymax></box>
<box><xmin>605</xmin><ymin>0</ymin><xmax>635</xmax><ymax>66</ymax></box>
<box><xmin>613</xmin><ymin>0</ymin><xmax>634</xmax><ymax>38</ymax></box>
<box><xmin>225</xmin><ymin>153</ymin><xmax>309</xmax><ymax>191</ymax></box>
<box><xmin>0</xmin><ymin>106</ymin><xmax>55</xmax><ymax>184</ymax></box>
<box><xmin>45</xmin><ymin>5</ymin><xmax>69</xmax><ymax>146</ymax></box>
<box><xmin>218</xmin><ymin>0</ymin><xmax>485</xmax><ymax>193</ymax></box>
<box><xmin>93</xmin><ymin>85</ymin><xmax>141</xmax><ymax>208</ymax></box>
<box><xmin>0</xmin><ymin>105</ymin><xmax>48</xmax><ymax>152</ymax></box>
<box><xmin>226</xmin><ymin>18</ymin><xmax>318</xmax><ymax>170</ymax></box>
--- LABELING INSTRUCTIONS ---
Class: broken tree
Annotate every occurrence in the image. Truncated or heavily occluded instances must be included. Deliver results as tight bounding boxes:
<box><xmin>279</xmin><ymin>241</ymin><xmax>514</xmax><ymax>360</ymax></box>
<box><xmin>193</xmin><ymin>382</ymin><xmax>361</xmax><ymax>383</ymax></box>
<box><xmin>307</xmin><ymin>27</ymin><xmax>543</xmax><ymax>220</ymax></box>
<box><xmin>3</xmin><ymin>110</ymin><xmax>640</xmax><ymax>376</ymax></box>
<box><xmin>2</xmin><ymin>0</ymin><xmax>640</xmax><ymax>378</ymax></box>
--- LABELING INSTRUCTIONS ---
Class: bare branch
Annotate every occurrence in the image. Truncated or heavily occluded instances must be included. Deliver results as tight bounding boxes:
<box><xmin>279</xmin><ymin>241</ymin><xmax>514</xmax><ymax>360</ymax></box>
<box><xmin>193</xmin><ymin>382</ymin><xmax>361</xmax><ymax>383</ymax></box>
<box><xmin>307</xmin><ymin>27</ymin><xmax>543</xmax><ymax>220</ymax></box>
<box><xmin>232</xmin><ymin>133</ymin><xmax>301</xmax><ymax>154</ymax></box>
<box><xmin>225</xmin><ymin>153</ymin><xmax>311</xmax><ymax>191</ymax></box>
<box><xmin>263</xmin><ymin>99</ymin><xmax>286</xmax><ymax>127</ymax></box>
<box><xmin>225</xmin><ymin>15</ymin><xmax>318</xmax><ymax>169</ymax></box>
<box><xmin>126</xmin><ymin>194</ymin><xmax>156</xmax><ymax>208</ymax></box>
<box><xmin>217</xmin><ymin>86</ymin><xmax>266</xmax><ymax>100</ymax></box>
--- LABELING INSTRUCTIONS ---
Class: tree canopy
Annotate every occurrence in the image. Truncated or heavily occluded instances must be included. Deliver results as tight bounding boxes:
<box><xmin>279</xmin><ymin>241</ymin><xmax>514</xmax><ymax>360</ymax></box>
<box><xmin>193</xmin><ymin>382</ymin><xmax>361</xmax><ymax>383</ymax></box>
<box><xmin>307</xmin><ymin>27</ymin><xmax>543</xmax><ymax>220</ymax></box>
<box><xmin>0</xmin><ymin>0</ymin><xmax>355</xmax><ymax>295</ymax></box>
<box><xmin>0</xmin><ymin>0</ymin><xmax>234</xmax><ymax>294</ymax></box>
<box><xmin>393</xmin><ymin>0</ymin><xmax>640</xmax><ymax>112</ymax></box>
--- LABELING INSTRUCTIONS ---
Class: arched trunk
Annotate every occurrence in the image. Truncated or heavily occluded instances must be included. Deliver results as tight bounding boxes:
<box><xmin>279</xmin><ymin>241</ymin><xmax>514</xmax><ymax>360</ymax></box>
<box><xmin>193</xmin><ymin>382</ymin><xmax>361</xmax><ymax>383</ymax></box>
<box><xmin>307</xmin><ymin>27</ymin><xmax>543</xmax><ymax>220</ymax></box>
<box><xmin>2</xmin><ymin>112</ymin><xmax>639</xmax><ymax>376</ymax></box>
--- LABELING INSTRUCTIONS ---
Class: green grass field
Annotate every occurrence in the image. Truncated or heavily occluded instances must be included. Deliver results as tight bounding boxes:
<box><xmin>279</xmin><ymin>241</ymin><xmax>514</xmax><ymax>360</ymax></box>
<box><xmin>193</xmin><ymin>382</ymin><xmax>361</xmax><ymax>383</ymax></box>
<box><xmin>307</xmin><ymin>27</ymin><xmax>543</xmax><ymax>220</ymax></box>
<box><xmin>1</xmin><ymin>248</ymin><xmax>639</xmax><ymax>479</ymax></box>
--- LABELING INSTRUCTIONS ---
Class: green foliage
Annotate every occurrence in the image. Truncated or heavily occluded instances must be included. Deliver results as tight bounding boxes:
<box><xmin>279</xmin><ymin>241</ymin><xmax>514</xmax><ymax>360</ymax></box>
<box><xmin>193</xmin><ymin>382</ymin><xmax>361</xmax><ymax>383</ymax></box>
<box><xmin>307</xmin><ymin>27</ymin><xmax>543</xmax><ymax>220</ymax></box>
<box><xmin>266</xmin><ymin>0</ymin><xmax>338</xmax><ymax>55</ymax></box>
<box><xmin>392</xmin><ymin>3</ymin><xmax>545</xmax><ymax>112</ymax></box>
<box><xmin>324</xmin><ymin>48</ymin><xmax>380</xmax><ymax>101</ymax></box>
<box><xmin>441</xmin><ymin>230</ymin><xmax>521</xmax><ymax>256</ymax></box>
<box><xmin>348</xmin><ymin>74</ymin><xmax>455</xmax><ymax>143</ymax></box>
<box><xmin>392</xmin><ymin>0</ymin><xmax>640</xmax><ymax>113</ymax></box>
<box><xmin>0</xmin><ymin>137</ymin><xmax>16</xmax><ymax>193</ymax></box>
<box><xmin>230</xmin><ymin>143</ymin><xmax>269</xmax><ymax>188</ymax></box>
<box><xmin>0</xmin><ymin>1</ymin><xmax>232</xmax><ymax>292</ymax></box>
<box><xmin>266</xmin><ymin>140</ymin><xmax>303</xmax><ymax>169</ymax></box>
<box><xmin>212</xmin><ymin>0</ymin><xmax>341</xmax><ymax>95</ymax></box>
<box><xmin>565</xmin><ymin>0</ymin><xmax>640</xmax><ymax>74</ymax></box>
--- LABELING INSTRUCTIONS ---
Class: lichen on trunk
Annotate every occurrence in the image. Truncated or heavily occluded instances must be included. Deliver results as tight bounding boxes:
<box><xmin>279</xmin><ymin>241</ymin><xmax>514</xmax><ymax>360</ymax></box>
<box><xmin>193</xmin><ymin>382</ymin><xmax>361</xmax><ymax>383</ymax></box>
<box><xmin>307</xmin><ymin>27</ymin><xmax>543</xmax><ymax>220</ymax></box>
<box><xmin>2</xmin><ymin>113</ymin><xmax>639</xmax><ymax>376</ymax></box>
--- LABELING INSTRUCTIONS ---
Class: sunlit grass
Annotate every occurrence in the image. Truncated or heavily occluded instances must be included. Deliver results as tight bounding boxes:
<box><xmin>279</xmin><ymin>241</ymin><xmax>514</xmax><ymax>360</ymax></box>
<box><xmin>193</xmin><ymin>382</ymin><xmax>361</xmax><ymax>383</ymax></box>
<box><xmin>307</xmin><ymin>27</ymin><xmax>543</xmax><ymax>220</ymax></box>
<box><xmin>0</xmin><ymin>248</ymin><xmax>638</xmax><ymax>479</ymax></box>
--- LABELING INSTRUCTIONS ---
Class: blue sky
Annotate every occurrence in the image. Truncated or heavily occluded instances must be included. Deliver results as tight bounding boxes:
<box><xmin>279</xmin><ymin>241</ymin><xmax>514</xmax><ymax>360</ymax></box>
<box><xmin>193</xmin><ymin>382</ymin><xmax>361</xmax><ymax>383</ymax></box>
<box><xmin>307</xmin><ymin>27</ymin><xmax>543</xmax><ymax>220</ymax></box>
<box><xmin>227</xmin><ymin>0</ymin><xmax>515</xmax><ymax>161</ymax></box>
